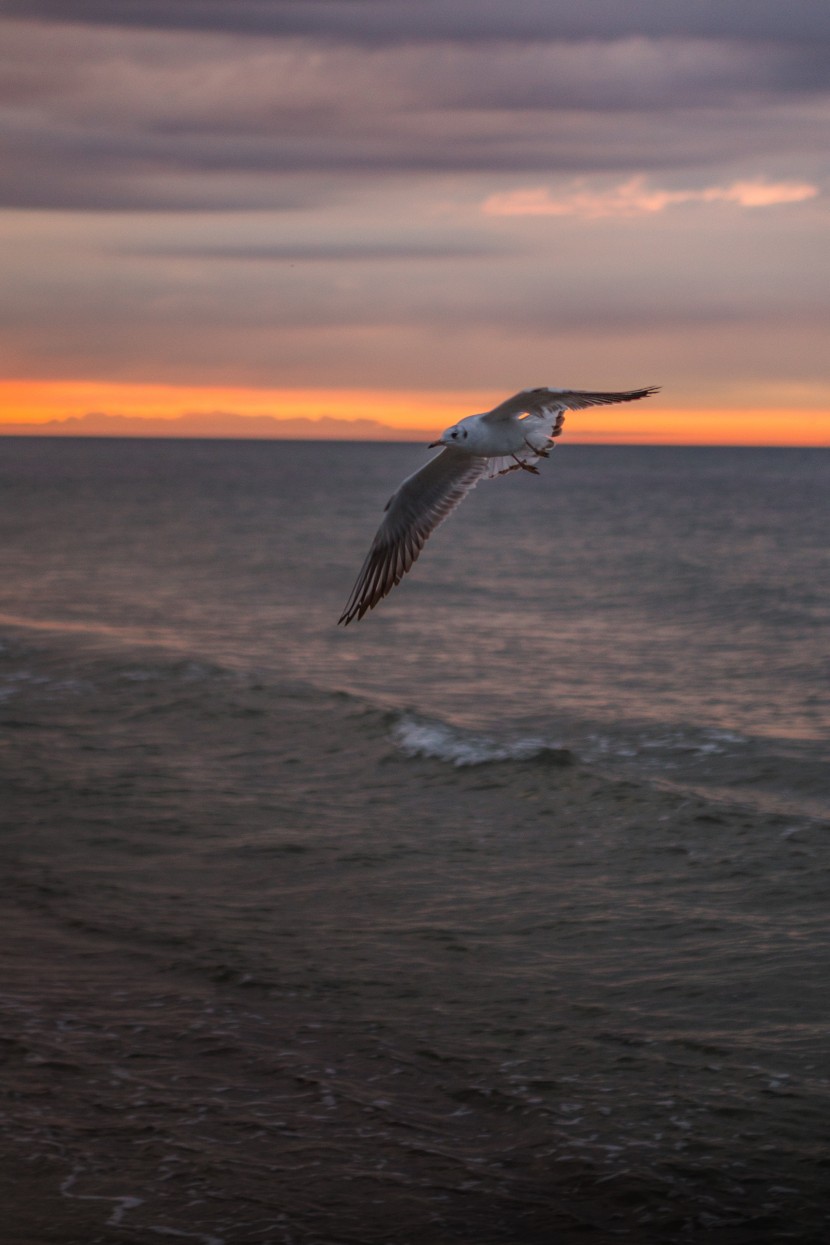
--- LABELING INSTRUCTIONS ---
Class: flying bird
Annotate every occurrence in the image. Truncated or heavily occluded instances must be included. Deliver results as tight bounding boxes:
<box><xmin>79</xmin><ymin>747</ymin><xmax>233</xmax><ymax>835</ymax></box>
<box><xmin>338</xmin><ymin>384</ymin><xmax>659</xmax><ymax>624</ymax></box>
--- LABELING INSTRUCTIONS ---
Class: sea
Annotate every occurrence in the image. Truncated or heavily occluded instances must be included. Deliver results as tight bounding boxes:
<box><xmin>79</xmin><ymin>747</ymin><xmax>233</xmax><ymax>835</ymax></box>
<box><xmin>0</xmin><ymin>436</ymin><xmax>828</xmax><ymax>1244</ymax></box>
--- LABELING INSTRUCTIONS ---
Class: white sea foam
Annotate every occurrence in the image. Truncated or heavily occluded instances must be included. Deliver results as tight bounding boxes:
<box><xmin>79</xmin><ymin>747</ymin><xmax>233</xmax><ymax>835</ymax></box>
<box><xmin>0</xmin><ymin>670</ymin><xmax>90</xmax><ymax>701</ymax></box>
<box><xmin>587</xmin><ymin>726</ymin><xmax>749</xmax><ymax>764</ymax></box>
<box><xmin>60</xmin><ymin>1169</ymin><xmax>144</xmax><ymax>1228</ymax></box>
<box><xmin>391</xmin><ymin>714</ymin><xmax>565</xmax><ymax>767</ymax></box>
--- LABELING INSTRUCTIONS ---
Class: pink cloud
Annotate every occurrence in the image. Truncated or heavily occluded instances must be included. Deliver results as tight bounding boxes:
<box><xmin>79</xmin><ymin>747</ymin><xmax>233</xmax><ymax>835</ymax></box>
<box><xmin>482</xmin><ymin>176</ymin><xmax>819</xmax><ymax>218</ymax></box>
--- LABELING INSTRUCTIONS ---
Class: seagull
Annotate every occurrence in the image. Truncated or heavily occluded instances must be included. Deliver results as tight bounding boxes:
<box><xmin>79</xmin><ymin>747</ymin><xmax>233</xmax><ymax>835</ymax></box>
<box><xmin>338</xmin><ymin>384</ymin><xmax>659</xmax><ymax>624</ymax></box>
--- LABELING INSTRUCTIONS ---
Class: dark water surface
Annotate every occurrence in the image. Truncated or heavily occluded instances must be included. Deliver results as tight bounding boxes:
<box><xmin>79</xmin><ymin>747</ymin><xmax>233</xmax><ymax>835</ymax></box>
<box><xmin>1</xmin><ymin>438</ymin><xmax>829</xmax><ymax>1243</ymax></box>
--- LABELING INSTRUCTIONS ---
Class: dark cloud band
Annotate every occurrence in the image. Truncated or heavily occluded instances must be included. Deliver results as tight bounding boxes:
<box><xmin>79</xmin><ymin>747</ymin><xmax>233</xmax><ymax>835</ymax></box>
<box><xmin>8</xmin><ymin>0</ymin><xmax>830</xmax><ymax>43</ymax></box>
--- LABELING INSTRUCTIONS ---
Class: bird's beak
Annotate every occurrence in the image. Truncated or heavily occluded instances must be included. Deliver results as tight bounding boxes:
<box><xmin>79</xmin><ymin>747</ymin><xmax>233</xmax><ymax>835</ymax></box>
<box><xmin>428</xmin><ymin>439</ymin><xmax>443</xmax><ymax>448</ymax></box>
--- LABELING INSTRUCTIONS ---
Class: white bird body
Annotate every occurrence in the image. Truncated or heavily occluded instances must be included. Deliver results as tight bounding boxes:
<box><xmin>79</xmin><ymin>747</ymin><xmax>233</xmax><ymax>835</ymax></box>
<box><xmin>440</xmin><ymin>409</ymin><xmax>559</xmax><ymax>457</ymax></box>
<box><xmin>338</xmin><ymin>384</ymin><xmax>659</xmax><ymax>624</ymax></box>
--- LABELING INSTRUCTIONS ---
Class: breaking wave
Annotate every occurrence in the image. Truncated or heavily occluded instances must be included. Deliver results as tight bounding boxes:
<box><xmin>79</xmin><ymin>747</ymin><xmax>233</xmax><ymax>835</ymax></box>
<box><xmin>390</xmin><ymin>712</ymin><xmax>574</xmax><ymax>768</ymax></box>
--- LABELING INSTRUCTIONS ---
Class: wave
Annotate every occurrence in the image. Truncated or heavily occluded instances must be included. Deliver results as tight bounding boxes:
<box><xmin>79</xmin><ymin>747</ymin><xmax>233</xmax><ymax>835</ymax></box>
<box><xmin>390</xmin><ymin>712</ymin><xmax>575</xmax><ymax>768</ymax></box>
<box><xmin>2</xmin><ymin>617</ymin><xmax>825</xmax><ymax>820</ymax></box>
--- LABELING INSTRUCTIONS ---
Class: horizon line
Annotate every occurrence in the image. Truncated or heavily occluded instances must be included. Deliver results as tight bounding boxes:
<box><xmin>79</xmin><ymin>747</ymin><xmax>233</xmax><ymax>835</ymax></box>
<box><xmin>2</xmin><ymin>431</ymin><xmax>827</xmax><ymax>450</ymax></box>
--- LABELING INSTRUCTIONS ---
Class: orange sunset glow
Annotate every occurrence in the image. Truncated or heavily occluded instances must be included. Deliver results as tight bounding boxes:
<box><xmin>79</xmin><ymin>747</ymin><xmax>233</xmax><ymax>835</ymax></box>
<box><xmin>1</xmin><ymin>380</ymin><xmax>828</xmax><ymax>446</ymax></box>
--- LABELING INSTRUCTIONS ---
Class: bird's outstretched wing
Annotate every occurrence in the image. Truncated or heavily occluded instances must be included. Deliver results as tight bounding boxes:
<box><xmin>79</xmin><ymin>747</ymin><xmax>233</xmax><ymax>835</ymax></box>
<box><xmin>482</xmin><ymin>385</ymin><xmax>660</xmax><ymax>422</ymax></box>
<box><xmin>338</xmin><ymin>448</ymin><xmax>488</xmax><ymax>625</ymax></box>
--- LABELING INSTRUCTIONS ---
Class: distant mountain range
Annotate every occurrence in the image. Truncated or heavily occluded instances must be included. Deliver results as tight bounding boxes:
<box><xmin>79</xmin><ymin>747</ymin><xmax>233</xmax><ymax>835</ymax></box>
<box><xmin>0</xmin><ymin>410</ymin><xmax>428</xmax><ymax>440</ymax></box>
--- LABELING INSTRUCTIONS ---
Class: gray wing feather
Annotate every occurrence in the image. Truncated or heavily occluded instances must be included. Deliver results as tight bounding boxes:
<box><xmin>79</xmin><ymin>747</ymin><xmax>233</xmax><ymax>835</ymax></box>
<box><xmin>483</xmin><ymin>385</ymin><xmax>660</xmax><ymax>422</ymax></box>
<box><xmin>338</xmin><ymin>448</ymin><xmax>487</xmax><ymax>624</ymax></box>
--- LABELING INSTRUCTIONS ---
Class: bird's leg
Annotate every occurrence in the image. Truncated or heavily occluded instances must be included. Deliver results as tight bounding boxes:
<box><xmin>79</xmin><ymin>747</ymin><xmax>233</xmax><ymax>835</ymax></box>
<box><xmin>512</xmin><ymin>454</ymin><xmax>540</xmax><ymax>474</ymax></box>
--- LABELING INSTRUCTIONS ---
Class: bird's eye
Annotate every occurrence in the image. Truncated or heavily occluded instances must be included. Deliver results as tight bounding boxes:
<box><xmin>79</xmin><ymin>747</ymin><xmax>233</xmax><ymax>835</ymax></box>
<box><xmin>451</xmin><ymin>431</ymin><xmax>458</xmax><ymax>438</ymax></box>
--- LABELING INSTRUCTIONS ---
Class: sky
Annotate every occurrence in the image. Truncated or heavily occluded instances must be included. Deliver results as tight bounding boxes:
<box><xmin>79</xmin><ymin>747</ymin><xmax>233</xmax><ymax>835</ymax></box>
<box><xmin>1</xmin><ymin>0</ymin><xmax>829</xmax><ymax>443</ymax></box>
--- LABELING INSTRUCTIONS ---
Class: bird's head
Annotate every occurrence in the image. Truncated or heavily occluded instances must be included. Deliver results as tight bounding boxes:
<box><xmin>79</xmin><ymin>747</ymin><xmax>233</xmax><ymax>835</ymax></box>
<box><xmin>428</xmin><ymin>422</ymin><xmax>469</xmax><ymax>449</ymax></box>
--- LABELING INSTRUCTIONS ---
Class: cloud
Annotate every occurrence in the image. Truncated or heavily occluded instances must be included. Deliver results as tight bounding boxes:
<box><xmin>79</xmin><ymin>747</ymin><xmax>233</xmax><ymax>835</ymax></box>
<box><xmin>7</xmin><ymin>1</ymin><xmax>830</xmax><ymax>44</ymax></box>
<box><xmin>483</xmin><ymin>177</ymin><xmax>819</xmax><ymax>219</ymax></box>
<box><xmin>0</xmin><ymin>410</ymin><xmax>427</xmax><ymax>440</ymax></box>
<box><xmin>0</xmin><ymin>3</ymin><xmax>827</xmax><ymax>422</ymax></box>
<box><xmin>131</xmin><ymin>241</ymin><xmax>504</xmax><ymax>263</ymax></box>
<box><xmin>2</xmin><ymin>18</ymin><xmax>829</xmax><ymax>211</ymax></box>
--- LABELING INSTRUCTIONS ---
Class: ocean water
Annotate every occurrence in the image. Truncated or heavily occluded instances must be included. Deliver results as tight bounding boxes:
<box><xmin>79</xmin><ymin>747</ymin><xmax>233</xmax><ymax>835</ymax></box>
<box><xmin>1</xmin><ymin>436</ymin><xmax>829</xmax><ymax>1243</ymax></box>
